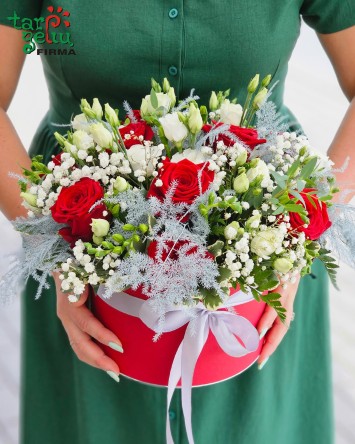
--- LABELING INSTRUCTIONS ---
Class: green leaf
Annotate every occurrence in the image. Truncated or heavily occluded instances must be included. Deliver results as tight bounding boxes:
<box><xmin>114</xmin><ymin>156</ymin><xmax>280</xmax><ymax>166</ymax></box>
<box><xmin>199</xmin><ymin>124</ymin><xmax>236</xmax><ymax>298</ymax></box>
<box><xmin>296</xmin><ymin>179</ymin><xmax>306</xmax><ymax>192</ymax></box>
<box><xmin>217</xmin><ymin>267</ymin><xmax>232</xmax><ymax>282</ymax></box>
<box><xmin>300</xmin><ymin>156</ymin><xmax>318</xmax><ymax>180</ymax></box>
<box><xmin>289</xmin><ymin>189</ymin><xmax>305</xmax><ymax>205</ymax></box>
<box><xmin>150</xmin><ymin>88</ymin><xmax>158</xmax><ymax>109</ymax></box>
<box><xmin>208</xmin><ymin>240</ymin><xmax>225</xmax><ymax>257</ymax></box>
<box><xmin>198</xmin><ymin>287</ymin><xmax>222</xmax><ymax>309</ymax></box>
<box><xmin>287</xmin><ymin>159</ymin><xmax>300</xmax><ymax>178</ymax></box>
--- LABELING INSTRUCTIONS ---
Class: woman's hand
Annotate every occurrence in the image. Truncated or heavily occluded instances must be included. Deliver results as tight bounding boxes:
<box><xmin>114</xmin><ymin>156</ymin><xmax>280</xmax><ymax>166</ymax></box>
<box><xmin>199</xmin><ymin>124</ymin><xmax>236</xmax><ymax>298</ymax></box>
<box><xmin>256</xmin><ymin>276</ymin><xmax>300</xmax><ymax>369</ymax></box>
<box><xmin>53</xmin><ymin>273</ymin><xmax>123</xmax><ymax>382</ymax></box>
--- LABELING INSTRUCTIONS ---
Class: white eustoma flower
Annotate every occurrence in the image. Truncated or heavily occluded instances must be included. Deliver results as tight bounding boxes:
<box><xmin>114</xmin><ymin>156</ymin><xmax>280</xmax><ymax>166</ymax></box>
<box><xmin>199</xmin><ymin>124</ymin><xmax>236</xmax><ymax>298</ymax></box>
<box><xmin>141</xmin><ymin>92</ymin><xmax>171</xmax><ymax>116</ymax></box>
<box><xmin>246</xmin><ymin>159</ymin><xmax>270</xmax><ymax>185</ymax></box>
<box><xmin>250</xmin><ymin>228</ymin><xmax>283</xmax><ymax>259</ymax></box>
<box><xmin>72</xmin><ymin>113</ymin><xmax>89</xmax><ymax>131</ymax></box>
<box><xmin>73</xmin><ymin>130</ymin><xmax>94</xmax><ymax>151</ymax></box>
<box><xmin>159</xmin><ymin>113</ymin><xmax>188</xmax><ymax>143</ymax></box>
<box><xmin>219</xmin><ymin>100</ymin><xmax>243</xmax><ymax>126</ymax></box>
<box><xmin>90</xmin><ymin>123</ymin><xmax>113</xmax><ymax>148</ymax></box>
<box><xmin>91</xmin><ymin>219</ymin><xmax>110</xmax><ymax>237</ymax></box>
<box><xmin>127</xmin><ymin>144</ymin><xmax>163</xmax><ymax>176</ymax></box>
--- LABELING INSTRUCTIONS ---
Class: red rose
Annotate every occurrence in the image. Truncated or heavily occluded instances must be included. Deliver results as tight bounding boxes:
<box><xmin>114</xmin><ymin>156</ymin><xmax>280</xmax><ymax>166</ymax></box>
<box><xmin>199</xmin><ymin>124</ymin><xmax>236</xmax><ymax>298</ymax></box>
<box><xmin>289</xmin><ymin>188</ymin><xmax>332</xmax><ymax>240</ymax></box>
<box><xmin>148</xmin><ymin>240</ymin><xmax>214</xmax><ymax>262</ymax></box>
<box><xmin>51</xmin><ymin>177</ymin><xmax>110</xmax><ymax>246</ymax></box>
<box><xmin>119</xmin><ymin>121</ymin><xmax>154</xmax><ymax>148</ymax></box>
<box><xmin>147</xmin><ymin>158</ymin><xmax>215</xmax><ymax>205</ymax></box>
<box><xmin>202</xmin><ymin>122</ymin><xmax>266</xmax><ymax>149</ymax></box>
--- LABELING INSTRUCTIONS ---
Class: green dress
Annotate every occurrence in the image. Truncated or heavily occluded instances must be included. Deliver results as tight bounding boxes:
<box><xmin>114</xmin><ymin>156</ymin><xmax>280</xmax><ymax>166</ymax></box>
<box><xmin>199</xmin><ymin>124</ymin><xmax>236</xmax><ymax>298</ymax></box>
<box><xmin>1</xmin><ymin>1</ymin><xmax>355</xmax><ymax>443</ymax></box>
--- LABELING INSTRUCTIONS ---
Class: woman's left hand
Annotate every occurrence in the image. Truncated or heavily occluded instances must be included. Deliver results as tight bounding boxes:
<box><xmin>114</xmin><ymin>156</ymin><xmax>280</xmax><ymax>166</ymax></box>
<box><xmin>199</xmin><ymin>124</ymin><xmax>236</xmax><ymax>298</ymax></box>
<box><xmin>256</xmin><ymin>275</ymin><xmax>300</xmax><ymax>369</ymax></box>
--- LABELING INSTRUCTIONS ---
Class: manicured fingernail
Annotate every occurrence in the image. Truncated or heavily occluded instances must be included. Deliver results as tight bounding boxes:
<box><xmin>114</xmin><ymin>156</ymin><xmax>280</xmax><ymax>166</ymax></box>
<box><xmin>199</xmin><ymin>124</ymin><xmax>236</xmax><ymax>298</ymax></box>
<box><xmin>259</xmin><ymin>328</ymin><xmax>268</xmax><ymax>339</ymax></box>
<box><xmin>108</xmin><ymin>342</ymin><xmax>124</xmax><ymax>353</ymax></box>
<box><xmin>258</xmin><ymin>357</ymin><xmax>269</xmax><ymax>370</ymax></box>
<box><xmin>106</xmin><ymin>371</ymin><xmax>120</xmax><ymax>383</ymax></box>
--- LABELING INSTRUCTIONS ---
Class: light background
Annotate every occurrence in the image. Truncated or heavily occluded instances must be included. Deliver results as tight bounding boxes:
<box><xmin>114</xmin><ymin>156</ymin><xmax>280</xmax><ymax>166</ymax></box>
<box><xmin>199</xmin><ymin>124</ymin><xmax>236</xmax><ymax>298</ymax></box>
<box><xmin>0</xmin><ymin>23</ymin><xmax>354</xmax><ymax>444</ymax></box>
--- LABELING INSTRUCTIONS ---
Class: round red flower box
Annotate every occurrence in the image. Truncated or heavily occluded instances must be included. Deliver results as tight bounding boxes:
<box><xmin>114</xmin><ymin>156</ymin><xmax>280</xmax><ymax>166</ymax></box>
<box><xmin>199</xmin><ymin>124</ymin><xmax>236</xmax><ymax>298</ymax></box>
<box><xmin>92</xmin><ymin>287</ymin><xmax>266</xmax><ymax>387</ymax></box>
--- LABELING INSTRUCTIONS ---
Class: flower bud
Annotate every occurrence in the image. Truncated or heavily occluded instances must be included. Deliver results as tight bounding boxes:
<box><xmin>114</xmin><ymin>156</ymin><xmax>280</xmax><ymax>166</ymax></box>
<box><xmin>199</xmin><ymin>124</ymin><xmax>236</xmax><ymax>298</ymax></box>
<box><xmin>252</xmin><ymin>88</ymin><xmax>268</xmax><ymax>109</ymax></box>
<box><xmin>151</xmin><ymin>78</ymin><xmax>162</xmax><ymax>92</ymax></box>
<box><xmin>209</xmin><ymin>91</ymin><xmax>219</xmax><ymax>111</ymax></box>
<box><xmin>138</xmin><ymin>224</ymin><xmax>149</xmax><ymax>234</ymax></box>
<box><xmin>90</xmin><ymin>123</ymin><xmax>113</xmax><ymax>147</ymax></box>
<box><xmin>112</xmin><ymin>233</ymin><xmax>125</xmax><ymax>244</ymax></box>
<box><xmin>54</xmin><ymin>132</ymin><xmax>67</xmax><ymax>146</ymax></box>
<box><xmin>20</xmin><ymin>192</ymin><xmax>37</xmax><ymax>207</ymax></box>
<box><xmin>235</xmin><ymin>148</ymin><xmax>248</xmax><ymax>167</ymax></box>
<box><xmin>224</xmin><ymin>221</ymin><xmax>240</xmax><ymax>240</ymax></box>
<box><xmin>80</xmin><ymin>99</ymin><xmax>96</xmax><ymax>119</ymax></box>
<box><xmin>92</xmin><ymin>98</ymin><xmax>103</xmax><ymax>120</ymax></box>
<box><xmin>140</xmin><ymin>93</ymin><xmax>171</xmax><ymax>117</ymax></box>
<box><xmin>273</xmin><ymin>257</ymin><xmax>293</xmax><ymax>273</ymax></box>
<box><xmin>105</xmin><ymin>103</ymin><xmax>119</xmax><ymax>127</ymax></box>
<box><xmin>246</xmin><ymin>214</ymin><xmax>261</xmax><ymax>230</ymax></box>
<box><xmin>167</xmin><ymin>87</ymin><xmax>176</xmax><ymax>108</ymax></box>
<box><xmin>233</xmin><ymin>173</ymin><xmax>249</xmax><ymax>193</ymax></box>
<box><xmin>93</xmin><ymin>235</ymin><xmax>104</xmax><ymax>245</ymax></box>
<box><xmin>114</xmin><ymin>176</ymin><xmax>129</xmax><ymax>193</ymax></box>
<box><xmin>247</xmin><ymin>74</ymin><xmax>260</xmax><ymax>94</ymax></box>
<box><xmin>261</xmin><ymin>74</ymin><xmax>272</xmax><ymax>88</ymax></box>
<box><xmin>163</xmin><ymin>77</ymin><xmax>171</xmax><ymax>93</ymax></box>
<box><xmin>188</xmin><ymin>103</ymin><xmax>203</xmax><ymax>134</ymax></box>
<box><xmin>91</xmin><ymin>219</ymin><xmax>110</xmax><ymax>238</ymax></box>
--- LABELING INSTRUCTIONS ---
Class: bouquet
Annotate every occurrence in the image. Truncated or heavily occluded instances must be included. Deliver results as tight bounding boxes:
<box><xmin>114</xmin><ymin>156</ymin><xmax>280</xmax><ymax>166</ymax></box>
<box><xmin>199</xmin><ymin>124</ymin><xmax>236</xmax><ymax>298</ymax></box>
<box><xmin>2</xmin><ymin>75</ymin><xmax>354</xmax><ymax>444</ymax></box>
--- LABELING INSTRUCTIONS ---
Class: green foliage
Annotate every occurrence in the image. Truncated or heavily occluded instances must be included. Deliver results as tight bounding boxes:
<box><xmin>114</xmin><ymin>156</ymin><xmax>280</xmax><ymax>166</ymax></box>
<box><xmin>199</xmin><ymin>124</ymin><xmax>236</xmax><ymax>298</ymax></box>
<box><xmin>318</xmin><ymin>248</ymin><xmax>339</xmax><ymax>289</ymax></box>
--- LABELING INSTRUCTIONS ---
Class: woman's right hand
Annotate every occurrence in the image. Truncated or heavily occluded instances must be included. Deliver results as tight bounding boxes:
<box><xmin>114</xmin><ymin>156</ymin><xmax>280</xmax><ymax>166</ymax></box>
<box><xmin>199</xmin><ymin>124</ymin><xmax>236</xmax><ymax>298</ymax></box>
<box><xmin>54</xmin><ymin>273</ymin><xmax>123</xmax><ymax>382</ymax></box>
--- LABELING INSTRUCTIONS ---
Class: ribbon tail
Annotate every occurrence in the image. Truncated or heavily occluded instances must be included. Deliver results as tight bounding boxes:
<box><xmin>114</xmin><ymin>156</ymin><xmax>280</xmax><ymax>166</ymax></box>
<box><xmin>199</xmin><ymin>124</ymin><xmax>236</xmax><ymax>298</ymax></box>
<box><xmin>166</xmin><ymin>342</ymin><xmax>183</xmax><ymax>444</ymax></box>
<box><xmin>181</xmin><ymin>315</ymin><xmax>209</xmax><ymax>444</ymax></box>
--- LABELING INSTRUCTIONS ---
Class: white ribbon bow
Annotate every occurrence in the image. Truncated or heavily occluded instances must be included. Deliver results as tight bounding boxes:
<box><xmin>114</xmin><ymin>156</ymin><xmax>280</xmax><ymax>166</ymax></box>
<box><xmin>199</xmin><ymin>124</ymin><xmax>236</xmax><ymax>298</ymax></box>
<box><xmin>97</xmin><ymin>288</ymin><xmax>260</xmax><ymax>444</ymax></box>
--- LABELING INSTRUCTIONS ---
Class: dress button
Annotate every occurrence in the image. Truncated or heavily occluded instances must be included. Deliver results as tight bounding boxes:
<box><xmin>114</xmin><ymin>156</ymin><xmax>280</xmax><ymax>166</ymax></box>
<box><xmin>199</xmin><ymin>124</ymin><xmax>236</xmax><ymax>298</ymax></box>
<box><xmin>168</xmin><ymin>65</ymin><xmax>178</xmax><ymax>76</ymax></box>
<box><xmin>169</xmin><ymin>410</ymin><xmax>176</xmax><ymax>420</ymax></box>
<box><xmin>168</xmin><ymin>8</ymin><xmax>179</xmax><ymax>19</ymax></box>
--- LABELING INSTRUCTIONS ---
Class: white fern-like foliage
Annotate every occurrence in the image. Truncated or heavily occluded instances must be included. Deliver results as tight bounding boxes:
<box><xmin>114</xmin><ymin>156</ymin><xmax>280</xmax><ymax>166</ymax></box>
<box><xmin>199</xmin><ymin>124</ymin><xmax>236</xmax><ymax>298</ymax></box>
<box><xmin>123</xmin><ymin>100</ymin><xmax>138</xmax><ymax>123</ymax></box>
<box><xmin>320</xmin><ymin>204</ymin><xmax>355</xmax><ymax>269</ymax></box>
<box><xmin>0</xmin><ymin>216</ymin><xmax>70</xmax><ymax>304</ymax></box>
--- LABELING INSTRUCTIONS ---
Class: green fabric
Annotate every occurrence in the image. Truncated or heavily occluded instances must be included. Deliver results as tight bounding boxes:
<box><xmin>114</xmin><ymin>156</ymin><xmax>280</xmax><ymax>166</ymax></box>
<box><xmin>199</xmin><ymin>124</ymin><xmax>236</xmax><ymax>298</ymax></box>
<box><xmin>1</xmin><ymin>1</ymin><xmax>354</xmax><ymax>443</ymax></box>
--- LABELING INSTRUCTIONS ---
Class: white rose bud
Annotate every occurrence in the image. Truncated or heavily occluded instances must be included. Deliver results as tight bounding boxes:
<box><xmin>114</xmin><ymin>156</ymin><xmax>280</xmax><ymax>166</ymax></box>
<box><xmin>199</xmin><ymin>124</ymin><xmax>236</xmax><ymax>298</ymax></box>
<box><xmin>273</xmin><ymin>257</ymin><xmax>293</xmax><ymax>274</ymax></box>
<box><xmin>233</xmin><ymin>173</ymin><xmax>249</xmax><ymax>193</ymax></box>
<box><xmin>220</xmin><ymin>99</ymin><xmax>243</xmax><ymax>126</ymax></box>
<box><xmin>159</xmin><ymin>113</ymin><xmax>188</xmax><ymax>143</ymax></box>
<box><xmin>114</xmin><ymin>177</ymin><xmax>129</xmax><ymax>192</ymax></box>
<box><xmin>246</xmin><ymin>159</ymin><xmax>270</xmax><ymax>184</ymax></box>
<box><xmin>105</xmin><ymin>103</ymin><xmax>119</xmax><ymax>127</ymax></box>
<box><xmin>209</xmin><ymin>91</ymin><xmax>219</xmax><ymax>111</ymax></box>
<box><xmin>91</xmin><ymin>219</ymin><xmax>110</xmax><ymax>238</ymax></box>
<box><xmin>73</xmin><ymin>130</ymin><xmax>94</xmax><ymax>151</ymax></box>
<box><xmin>251</xmin><ymin>228</ymin><xmax>282</xmax><ymax>259</ymax></box>
<box><xmin>188</xmin><ymin>103</ymin><xmax>203</xmax><ymax>135</ymax></box>
<box><xmin>224</xmin><ymin>221</ymin><xmax>240</xmax><ymax>240</ymax></box>
<box><xmin>90</xmin><ymin>123</ymin><xmax>113</xmax><ymax>148</ymax></box>
<box><xmin>92</xmin><ymin>98</ymin><xmax>103</xmax><ymax>120</ymax></box>
<box><xmin>20</xmin><ymin>192</ymin><xmax>37</xmax><ymax>207</ymax></box>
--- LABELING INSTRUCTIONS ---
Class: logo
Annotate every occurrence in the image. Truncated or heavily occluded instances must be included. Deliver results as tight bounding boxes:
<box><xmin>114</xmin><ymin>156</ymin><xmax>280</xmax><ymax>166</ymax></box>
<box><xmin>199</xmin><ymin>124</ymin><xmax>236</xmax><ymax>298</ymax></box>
<box><xmin>7</xmin><ymin>6</ymin><xmax>76</xmax><ymax>55</ymax></box>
